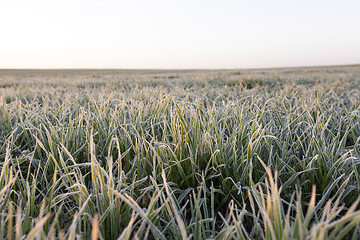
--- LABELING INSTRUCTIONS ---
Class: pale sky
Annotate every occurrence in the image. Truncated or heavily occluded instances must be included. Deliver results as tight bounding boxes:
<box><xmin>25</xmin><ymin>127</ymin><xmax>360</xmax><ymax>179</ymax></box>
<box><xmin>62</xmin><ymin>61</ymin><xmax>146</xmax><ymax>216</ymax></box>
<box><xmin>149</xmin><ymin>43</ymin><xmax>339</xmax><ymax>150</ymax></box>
<box><xmin>1</xmin><ymin>0</ymin><xmax>360</xmax><ymax>69</ymax></box>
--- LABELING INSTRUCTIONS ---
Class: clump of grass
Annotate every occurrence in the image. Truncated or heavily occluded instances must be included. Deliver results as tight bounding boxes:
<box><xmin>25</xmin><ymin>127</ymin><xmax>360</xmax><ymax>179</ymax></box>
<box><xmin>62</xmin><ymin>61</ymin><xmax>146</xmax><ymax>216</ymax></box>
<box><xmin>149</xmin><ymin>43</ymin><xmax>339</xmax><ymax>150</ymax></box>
<box><xmin>0</xmin><ymin>66</ymin><xmax>359</xmax><ymax>238</ymax></box>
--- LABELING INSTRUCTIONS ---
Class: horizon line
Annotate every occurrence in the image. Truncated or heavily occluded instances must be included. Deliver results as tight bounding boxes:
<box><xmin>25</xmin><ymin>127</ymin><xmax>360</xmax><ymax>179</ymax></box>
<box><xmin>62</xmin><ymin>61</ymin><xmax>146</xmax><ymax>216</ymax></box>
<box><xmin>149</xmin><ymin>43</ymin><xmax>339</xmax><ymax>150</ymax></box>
<box><xmin>0</xmin><ymin>63</ymin><xmax>359</xmax><ymax>72</ymax></box>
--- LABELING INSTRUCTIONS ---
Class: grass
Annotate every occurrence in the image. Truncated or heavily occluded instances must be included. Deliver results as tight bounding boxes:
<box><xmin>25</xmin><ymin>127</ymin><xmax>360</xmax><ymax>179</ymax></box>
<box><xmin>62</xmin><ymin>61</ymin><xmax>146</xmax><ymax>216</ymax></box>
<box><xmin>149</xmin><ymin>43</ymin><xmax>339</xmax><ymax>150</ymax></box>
<box><xmin>0</xmin><ymin>65</ymin><xmax>359</xmax><ymax>239</ymax></box>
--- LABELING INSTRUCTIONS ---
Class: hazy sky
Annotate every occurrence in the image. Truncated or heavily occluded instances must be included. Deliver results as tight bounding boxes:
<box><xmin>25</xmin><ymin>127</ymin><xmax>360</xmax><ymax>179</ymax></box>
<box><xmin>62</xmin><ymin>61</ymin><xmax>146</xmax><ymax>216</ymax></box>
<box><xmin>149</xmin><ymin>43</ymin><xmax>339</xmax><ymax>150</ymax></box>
<box><xmin>1</xmin><ymin>0</ymin><xmax>360</xmax><ymax>69</ymax></box>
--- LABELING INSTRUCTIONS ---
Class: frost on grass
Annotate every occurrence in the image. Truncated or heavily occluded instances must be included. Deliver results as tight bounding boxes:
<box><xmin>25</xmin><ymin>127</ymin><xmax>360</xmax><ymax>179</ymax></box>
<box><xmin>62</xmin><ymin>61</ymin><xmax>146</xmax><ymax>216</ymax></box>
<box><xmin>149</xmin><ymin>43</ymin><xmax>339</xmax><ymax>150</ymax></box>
<box><xmin>0</xmin><ymin>66</ymin><xmax>360</xmax><ymax>239</ymax></box>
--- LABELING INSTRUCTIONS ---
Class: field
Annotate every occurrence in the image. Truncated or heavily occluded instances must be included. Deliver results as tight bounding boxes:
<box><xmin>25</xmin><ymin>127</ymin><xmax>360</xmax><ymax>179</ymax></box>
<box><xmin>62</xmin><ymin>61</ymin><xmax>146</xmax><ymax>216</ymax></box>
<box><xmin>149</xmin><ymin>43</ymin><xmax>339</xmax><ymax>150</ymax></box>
<box><xmin>1</xmin><ymin>65</ymin><xmax>360</xmax><ymax>239</ymax></box>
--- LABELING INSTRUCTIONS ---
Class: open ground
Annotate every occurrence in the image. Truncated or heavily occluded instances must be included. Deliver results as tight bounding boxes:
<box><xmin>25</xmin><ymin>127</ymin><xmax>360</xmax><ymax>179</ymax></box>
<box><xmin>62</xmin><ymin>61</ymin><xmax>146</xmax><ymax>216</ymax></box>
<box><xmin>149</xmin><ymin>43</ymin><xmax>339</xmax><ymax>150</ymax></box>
<box><xmin>0</xmin><ymin>65</ymin><xmax>360</xmax><ymax>239</ymax></box>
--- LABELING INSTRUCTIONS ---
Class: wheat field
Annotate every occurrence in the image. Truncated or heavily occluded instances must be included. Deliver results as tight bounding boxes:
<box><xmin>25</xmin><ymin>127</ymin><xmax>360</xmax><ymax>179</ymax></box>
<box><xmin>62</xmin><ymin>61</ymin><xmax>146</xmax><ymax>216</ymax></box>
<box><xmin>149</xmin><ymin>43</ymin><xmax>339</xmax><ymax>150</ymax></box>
<box><xmin>0</xmin><ymin>65</ymin><xmax>360</xmax><ymax>239</ymax></box>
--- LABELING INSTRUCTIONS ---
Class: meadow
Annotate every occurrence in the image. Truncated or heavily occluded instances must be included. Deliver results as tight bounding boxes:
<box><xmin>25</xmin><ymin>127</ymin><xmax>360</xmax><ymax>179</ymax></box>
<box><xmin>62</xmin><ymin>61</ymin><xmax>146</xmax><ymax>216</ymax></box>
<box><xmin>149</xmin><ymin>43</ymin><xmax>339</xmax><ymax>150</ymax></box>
<box><xmin>0</xmin><ymin>66</ymin><xmax>360</xmax><ymax>239</ymax></box>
